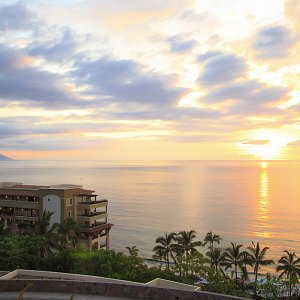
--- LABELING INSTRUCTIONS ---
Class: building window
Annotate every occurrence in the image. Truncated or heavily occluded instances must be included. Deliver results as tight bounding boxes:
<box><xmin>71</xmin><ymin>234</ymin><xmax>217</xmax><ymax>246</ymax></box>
<box><xmin>68</xmin><ymin>211</ymin><xmax>71</xmax><ymax>218</ymax></box>
<box><xmin>67</xmin><ymin>198</ymin><xmax>73</xmax><ymax>206</ymax></box>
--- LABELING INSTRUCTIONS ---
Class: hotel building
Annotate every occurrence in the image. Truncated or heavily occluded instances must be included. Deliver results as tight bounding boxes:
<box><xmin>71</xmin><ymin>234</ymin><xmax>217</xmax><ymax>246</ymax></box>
<box><xmin>0</xmin><ymin>182</ymin><xmax>113</xmax><ymax>250</ymax></box>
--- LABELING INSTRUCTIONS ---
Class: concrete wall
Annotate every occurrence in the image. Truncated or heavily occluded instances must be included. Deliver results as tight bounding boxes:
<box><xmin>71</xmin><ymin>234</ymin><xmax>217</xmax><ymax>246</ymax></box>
<box><xmin>0</xmin><ymin>269</ymin><xmax>143</xmax><ymax>286</ymax></box>
<box><xmin>42</xmin><ymin>194</ymin><xmax>61</xmax><ymax>225</ymax></box>
<box><xmin>145</xmin><ymin>278</ymin><xmax>198</xmax><ymax>291</ymax></box>
<box><xmin>0</xmin><ymin>279</ymin><xmax>246</xmax><ymax>300</ymax></box>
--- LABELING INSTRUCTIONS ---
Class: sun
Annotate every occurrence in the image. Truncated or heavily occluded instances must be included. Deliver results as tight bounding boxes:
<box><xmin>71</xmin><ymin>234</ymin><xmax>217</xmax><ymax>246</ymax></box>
<box><xmin>239</xmin><ymin>130</ymin><xmax>293</xmax><ymax>160</ymax></box>
<box><xmin>247</xmin><ymin>143</ymin><xmax>283</xmax><ymax>160</ymax></box>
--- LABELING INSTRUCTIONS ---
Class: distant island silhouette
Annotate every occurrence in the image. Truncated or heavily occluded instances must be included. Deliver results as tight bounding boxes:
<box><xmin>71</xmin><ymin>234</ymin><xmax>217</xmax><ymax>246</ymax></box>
<box><xmin>0</xmin><ymin>154</ymin><xmax>13</xmax><ymax>161</ymax></box>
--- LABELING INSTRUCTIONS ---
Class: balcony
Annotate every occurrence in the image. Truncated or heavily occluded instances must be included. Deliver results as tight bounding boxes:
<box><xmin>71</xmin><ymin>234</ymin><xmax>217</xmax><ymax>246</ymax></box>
<box><xmin>0</xmin><ymin>210</ymin><xmax>14</xmax><ymax>216</ymax></box>
<box><xmin>77</xmin><ymin>200</ymin><xmax>108</xmax><ymax>210</ymax></box>
<box><xmin>0</xmin><ymin>199</ymin><xmax>39</xmax><ymax>209</ymax></box>
<box><xmin>15</xmin><ymin>215</ymin><xmax>37</xmax><ymax>221</ymax></box>
<box><xmin>79</xmin><ymin>222</ymin><xmax>113</xmax><ymax>234</ymax></box>
<box><xmin>77</xmin><ymin>211</ymin><xmax>107</xmax><ymax>222</ymax></box>
<box><xmin>79</xmin><ymin>222</ymin><xmax>113</xmax><ymax>237</ymax></box>
<box><xmin>15</xmin><ymin>211</ymin><xmax>37</xmax><ymax>221</ymax></box>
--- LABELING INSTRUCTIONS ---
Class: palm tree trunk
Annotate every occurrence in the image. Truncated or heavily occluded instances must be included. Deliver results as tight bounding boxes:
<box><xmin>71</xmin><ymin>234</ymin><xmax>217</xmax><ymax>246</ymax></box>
<box><xmin>254</xmin><ymin>265</ymin><xmax>258</xmax><ymax>297</ymax></box>
<box><xmin>235</xmin><ymin>264</ymin><xmax>238</xmax><ymax>283</ymax></box>
<box><xmin>167</xmin><ymin>252</ymin><xmax>170</xmax><ymax>269</ymax></box>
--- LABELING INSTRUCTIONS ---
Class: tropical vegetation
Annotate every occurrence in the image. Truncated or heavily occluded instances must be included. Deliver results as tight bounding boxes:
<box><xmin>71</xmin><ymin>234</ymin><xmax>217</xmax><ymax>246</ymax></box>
<box><xmin>0</xmin><ymin>216</ymin><xmax>300</xmax><ymax>299</ymax></box>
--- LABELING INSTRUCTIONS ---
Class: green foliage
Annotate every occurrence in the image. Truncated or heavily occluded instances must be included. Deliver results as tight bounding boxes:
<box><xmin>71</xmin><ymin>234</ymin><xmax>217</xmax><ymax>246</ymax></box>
<box><xmin>43</xmin><ymin>249</ymin><xmax>76</xmax><ymax>273</ymax></box>
<box><xmin>0</xmin><ymin>235</ymin><xmax>44</xmax><ymax>270</ymax></box>
<box><xmin>203</xmin><ymin>269</ymin><xmax>251</xmax><ymax>298</ymax></box>
<box><xmin>3</xmin><ymin>225</ymin><xmax>300</xmax><ymax>300</ymax></box>
<box><xmin>125</xmin><ymin>245</ymin><xmax>139</xmax><ymax>258</ymax></box>
<box><xmin>172</xmin><ymin>253</ymin><xmax>210</xmax><ymax>278</ymax></box>
<box><xmin>0</xmin><ymin>224</ymin><xmax>11</xmax><ymax>235</ymax></box>
<box><xmin>247</xmin><ymin>277</ymin><xmax>288</xmax><ymax>299</ymax></box>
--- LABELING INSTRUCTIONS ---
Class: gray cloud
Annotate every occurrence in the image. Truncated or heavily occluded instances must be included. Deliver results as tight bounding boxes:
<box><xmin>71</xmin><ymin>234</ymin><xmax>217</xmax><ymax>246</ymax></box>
<box><xmin>197</xmin><ymin>51</ymin><xmax>223</xmax><ymax>62</ymax></box>
<box><xmin>168</xmin><ymin>35</ymin><xmax>196</xmax><ymax>53</ymax></box>
<box><xmin>0</xmin><ymin>44</ymin><xmax>80</xmax><ymax>108</ymax></box>
<box><xmin>110</xmin><ymin>106</ymin><xmax>220</xmax><ymax>121</ymax></box>
<box><xmin>241</xmin><ymin>139</ymin><xmax>269</xmax><ymax>145</ymax></box>
<box><xmin>254</xmin><ymin>25</ymin><xmax>294</xmax><ymax>58</ymax></box>
<box><xmin>205</xmin><ymin>80</ymin><xmax>286</xmax><ymax>104</ymax></box>
<box><xmin>0</xmin><ymin>2</ymin><xmax>37</xmax><ymax>31</ymax></box>
<box><xmin>27</xmin><ymin>29</ymin><xmax>76</xmax><ymax>62</ymax></box>
<box><xmin>72</xmin><ymin>55</ymin><xmax>185</xmax><ymax>107</ymax></box>
<box><xmin>0</xmin><ymin>135</ymin><xmax>86</xmax><ymax>151</ymax></box>
<box><xmin>164</xmin><ymin>134</ymin><xmax>231</xmax><ymax>143</ymax></box>
<box><xmin>198</xmin><ymin>52</ymin><xmax>246</xmax><ymax>86</ymax></box>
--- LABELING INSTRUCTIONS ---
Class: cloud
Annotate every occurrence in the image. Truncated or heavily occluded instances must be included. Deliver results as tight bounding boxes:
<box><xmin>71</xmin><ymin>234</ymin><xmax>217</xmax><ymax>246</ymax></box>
<box><xmin>253</xmin><ymin>25</ymin><xmax>294</xmax><ymax>58</ymax></box>
<box><xmin>198</xmin><ymin>52</ymin><xmax>246</xmax><ymax>86</ymax></box>
<box><xmin>197</xmin><ymin>51</ymin><xmax>223</xmax><ymax>62</ymax></box>
<box><xmin>168</xmin><ymin>35</ymin><xmax>196</xmax><ymax>53</ymax></box>
<box><xmin>287</xmin><ymin>140</ymin><xmax>300</xmax><ymax>146</ymax></box>
<box><xmin>0</xmin><ymin>44</ymin><xmax>79</xmax><ymax>108</ymax></box>
<box><xmin>285</xmin><ymin>0</ymin><xmax>300</xmax><ymax>30</ymax></box>
<box><xmin>165</xmin><ymin>134</ymin><xmax>230</xmax><ymax>143</ymax></box>
<box><xmin>27</xmin><ymin>29</ymin><xmax>76</xmax><ymax>62</ymax></box>
<box><xmin>110</xmin><ymin>106</ymin><xmax>220</xmax><ymax>121</ymax></box>
<box><xmin>241</xmin><ymin>139</ymin><xmax>269</xmax><ymax>145</ymax></box>
<box><xmin>205</xmin><ymin>80</ymin><xmax>286</xmax><ymax>102</ymax></box>
<box><xmin>72</xmin><ymin>55</ymin><xmax>185</xmax><ymax>107</ymax></box>
<box><xmin>0</xmin><ymin>135</ymin><xmax>86</xmax><ymax>151</ymax></box>
<box><xmin>0</xmin><ymin>2</ymin><xmax>38</xmax><ymax>31</ymax></box>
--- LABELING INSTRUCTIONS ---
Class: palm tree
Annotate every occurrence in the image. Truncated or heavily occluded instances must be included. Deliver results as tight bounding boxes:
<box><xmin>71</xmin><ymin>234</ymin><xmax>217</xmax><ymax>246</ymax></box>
<box><xmin>204</xmin><ymin>231</ymin><xmax>222</xmax><ymax>251</ymax></box>
<box><xmin>246</xmin><ymin>242</ymin><xmax>274</xmax><ymax>297</ymax></box>
<box><xmin>152</xmin><ymin>247</ymin><xmax>164</xmax><ymax>268</ymax></box>
<box><xmin>176</xmin><ymin>230</ymin><xmax>202</xmax><ymax>258</ymax></box>
<box><xmin>276</xmin><ymin>250</ymin><xmax>300</xmax><ymax>298</ymax></box>
<box><xmin>126</xmin><ymin>246</ymin><xmax>139</xmax><ymax>258</ymax></box>
<box><xmin>57</xmin><ymin>217</ymin><xmax>79</xmax><ymax>248</ymax></box>
<box><xmin>0</xmin><ymin>224</ymin><xmax>11</xmax><ymax>235</ymax></box>
<box><xmin>206</xmin><ymin>247</ymin><xmax>226</xmax><ymax>271</ymax></box>
<box><xmin>223</xmin><ymin>242</ymin><xmax>247</xmax><ymax>283</ymax></box>
<box><xmin>153</xmin><ymin>232</ymin><xmax>177</xmax><ymax>268</ymax></box>
<box><xmin>34</xmin><ymin>210</ymin><xmax>59</xmax><ymax>257</ymax></box>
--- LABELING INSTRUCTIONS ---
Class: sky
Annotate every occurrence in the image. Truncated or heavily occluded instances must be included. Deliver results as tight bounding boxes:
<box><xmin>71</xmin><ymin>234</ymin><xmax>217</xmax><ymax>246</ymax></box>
<box><xmin>0</xmin><ymin>0</ymin><xmax>300</xmax><ymax>160</ymax></box>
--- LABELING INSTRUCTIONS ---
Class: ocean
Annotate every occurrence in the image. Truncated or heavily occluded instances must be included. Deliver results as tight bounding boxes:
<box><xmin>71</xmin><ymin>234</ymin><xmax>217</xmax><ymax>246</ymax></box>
<box><xmin>0</xmin><ymin>160</ymin><xmax>299</xmax><ymax>263</ymax></box>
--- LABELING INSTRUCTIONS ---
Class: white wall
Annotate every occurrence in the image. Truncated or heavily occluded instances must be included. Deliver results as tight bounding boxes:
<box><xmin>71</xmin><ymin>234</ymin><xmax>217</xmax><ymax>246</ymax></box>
<box><xmin>42</xmin><ymin>194</ymin><xmax>61</xmax><ymax>226</ymax></box>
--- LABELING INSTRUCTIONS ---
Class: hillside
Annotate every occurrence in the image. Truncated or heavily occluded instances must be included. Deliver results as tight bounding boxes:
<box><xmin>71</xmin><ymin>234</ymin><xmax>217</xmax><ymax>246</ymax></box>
<box><xmin>0</xmin><ymin>154</ymin><xmax>13</xmax><ymax>161</ymax></box>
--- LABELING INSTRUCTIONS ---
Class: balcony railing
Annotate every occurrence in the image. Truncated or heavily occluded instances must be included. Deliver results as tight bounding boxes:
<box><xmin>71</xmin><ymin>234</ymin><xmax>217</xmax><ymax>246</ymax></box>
<box><xmin>15</xmin><ymin>212</ymin><xmax>37</xmax><ymax>217</ymax></box>
<box><xmin>78</xmin><ymin>199</ymin><xmax>107</xmax><ymax>205</ymax></box>
<box><xmin>0</xmin><ymin>210</ymin><xmax>14</xmax><ymax>215</ymax></box>
<box><xmin>78</xmin><ymin>211</ymin><xmax>106</xmax><ymax>217</ymax></box>
<box><xmin>79</xmin><ymin>222</ymin><xmax>112</xmax><ymax>234</ymax></box>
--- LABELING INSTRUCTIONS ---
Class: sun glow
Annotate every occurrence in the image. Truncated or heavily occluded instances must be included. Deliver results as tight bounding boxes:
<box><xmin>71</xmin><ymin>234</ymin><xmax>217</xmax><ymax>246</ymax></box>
<box><xmin>256</xmin><ymin>168</ymin><xmax>272</xmax><ymax>239</ymax></box>
<box><xmin>261</xmin><ymin>161</ymin><xmax>268</xmax><ymax>168</ymax></box>
<box><xmin>240</xmin><ymin>131</ymin><xmax>293</xmax><ymax>160</ymax></box>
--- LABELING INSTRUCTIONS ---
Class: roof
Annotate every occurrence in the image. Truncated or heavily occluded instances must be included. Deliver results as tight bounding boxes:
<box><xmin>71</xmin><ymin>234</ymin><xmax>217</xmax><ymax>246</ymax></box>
<box><xmin>0</xmin><ymin>184</ymin><xmax>95</xmax><ymax>197</ymax></box>
<box><xmin>0</xmin><ymin>189</ymin><xmax>39</xmax><ymax>197</ymax></box>
<box><xmin>10</xmin><ymin>184</ymin><xmax>49</xmax><ymax>189</ymax></box>
<box><xmin>73</xmin><ymin>188</ymin><xmax>95</xmax><ymax>195</ymax></box>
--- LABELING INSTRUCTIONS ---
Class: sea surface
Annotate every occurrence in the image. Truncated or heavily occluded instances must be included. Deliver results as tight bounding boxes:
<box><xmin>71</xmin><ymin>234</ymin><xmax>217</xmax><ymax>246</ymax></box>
<box><xmin>0</xmin><ymin>160</ymin><xmax>299</xmax><ymax>263</ymax></box>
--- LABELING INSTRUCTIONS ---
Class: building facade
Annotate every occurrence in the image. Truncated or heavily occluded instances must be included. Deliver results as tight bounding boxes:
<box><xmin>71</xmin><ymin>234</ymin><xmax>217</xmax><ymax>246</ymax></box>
<box><xmin>0</xmin><ymin>182</ymin><xmax>113</xmax><ymax>250</ymax></box>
